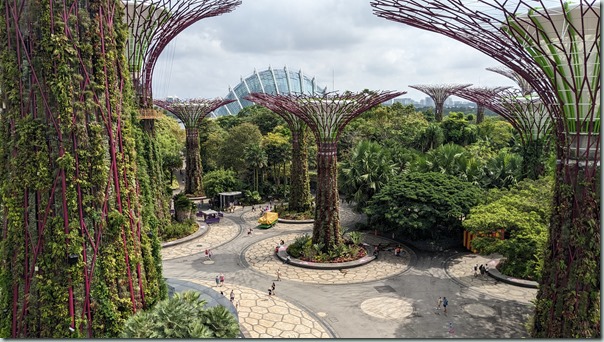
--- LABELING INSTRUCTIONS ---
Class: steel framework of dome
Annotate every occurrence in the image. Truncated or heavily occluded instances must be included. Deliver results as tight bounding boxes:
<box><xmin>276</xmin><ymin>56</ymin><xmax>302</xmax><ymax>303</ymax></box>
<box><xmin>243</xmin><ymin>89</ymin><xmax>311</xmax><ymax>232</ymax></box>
<box><xmin>212</xmin><ymin>66</ymin><xmax>328</xmax><ymax>117</ymax></box>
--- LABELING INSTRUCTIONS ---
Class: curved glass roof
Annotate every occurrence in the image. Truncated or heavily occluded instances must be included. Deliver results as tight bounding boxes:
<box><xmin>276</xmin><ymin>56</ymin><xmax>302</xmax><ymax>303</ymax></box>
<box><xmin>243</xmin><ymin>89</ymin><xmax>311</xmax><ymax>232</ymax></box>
<box><xmin>211</xmin><ymin>66</ymin><xmax>327</xmax><ymax>117</ymax></box>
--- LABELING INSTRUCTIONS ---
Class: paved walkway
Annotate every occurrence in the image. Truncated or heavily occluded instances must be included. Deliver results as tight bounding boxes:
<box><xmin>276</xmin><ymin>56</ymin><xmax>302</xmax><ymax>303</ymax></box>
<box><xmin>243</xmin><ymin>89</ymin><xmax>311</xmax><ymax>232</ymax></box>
<box><xmin>161</xmin><ymin>199</ymin><xmax>537</xmax><ymax>338</ymax></box>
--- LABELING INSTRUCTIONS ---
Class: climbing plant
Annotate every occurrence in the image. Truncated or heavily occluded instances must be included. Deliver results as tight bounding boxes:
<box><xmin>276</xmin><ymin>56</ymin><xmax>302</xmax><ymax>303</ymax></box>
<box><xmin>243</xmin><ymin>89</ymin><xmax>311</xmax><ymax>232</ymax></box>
<box><xmin>0</xmin><ymin>0</ymin><xmax>164</xmax><ymax>337</ymax></box>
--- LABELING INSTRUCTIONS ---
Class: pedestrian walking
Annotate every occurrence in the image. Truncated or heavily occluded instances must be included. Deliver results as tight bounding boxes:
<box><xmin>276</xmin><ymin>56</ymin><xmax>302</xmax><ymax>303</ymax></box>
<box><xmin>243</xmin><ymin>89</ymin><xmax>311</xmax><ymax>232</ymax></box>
<box><xmin>219</xmin><ymin>273</ymin><xmax>225</xmax><ymax>286</ymax></box>
<box><xmin>276</xmin><ymin>269</ymin><xmax>281</xmax><ymax>281</ymax></box>
<box><xmin>479</xmin><ymin>264</ymin><xmax>485</xmax><ymax>277</ymax></box>
<box><xmin>204</xmin><ymin>249</ymin><xmax>210</xmax><ymax>260</ymax></box>
<box><xmin>247</xmin><ymin>227</ymin><xmax>253</xmax><ymax>236</ymax></box>
<box><xmin>443</xmin><ymin>297</ymin><xmax>449</xmax><ymax>314</ymax></box>
<box><xmin>437</xmin><ymin>296</ymin><xmax>443</xmax><ymax>310</ymax></box>
<box><xmin>215</xmin><ymin>275</ymin><xmax>220</xmax><ymax>286</ymax></box>
<box><xmin>271</xmin><ymin>282</ymin><xmax>276</xmax><ymax>295</ymax></box>
<box><xmin>473</xmin><ymin>264</ymin><xmax>478</xmax><ymax>277</ymax></box>
<box><xmin>252</xmin><ymin>205</ymin><xmax>256</xmax><ymax>212</ymax></box>
<box><xmin>230</xmin><ymin>290</ymin><xmax>235</xmax><ymax>302</ymax></box>
<box><xmin>268</xmin><ymin>288</ymin><xmax>272</xmax><ymax>296</ymax></box>
<box><xmin>208</xmin><ymin>249</ymin><xmax>213</xmax><ymax>260</ymax></box>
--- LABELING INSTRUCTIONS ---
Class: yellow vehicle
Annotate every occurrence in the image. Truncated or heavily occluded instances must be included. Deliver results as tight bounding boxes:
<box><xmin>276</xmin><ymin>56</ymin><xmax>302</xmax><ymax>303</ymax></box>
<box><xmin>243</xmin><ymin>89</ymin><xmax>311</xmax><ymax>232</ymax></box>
<box><xmin>257</xmin><ymin>212</ymin><xmax>278</xmax><ymax>229</ymax></box>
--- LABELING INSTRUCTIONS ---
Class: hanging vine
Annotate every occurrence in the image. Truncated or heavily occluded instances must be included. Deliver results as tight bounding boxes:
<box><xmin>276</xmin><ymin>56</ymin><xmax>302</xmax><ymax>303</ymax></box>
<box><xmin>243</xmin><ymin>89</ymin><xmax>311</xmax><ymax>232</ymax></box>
<box><xmin>0</xmin><ymin>0</ymin><xmax>165</xmax><ymax>337</ymax></box>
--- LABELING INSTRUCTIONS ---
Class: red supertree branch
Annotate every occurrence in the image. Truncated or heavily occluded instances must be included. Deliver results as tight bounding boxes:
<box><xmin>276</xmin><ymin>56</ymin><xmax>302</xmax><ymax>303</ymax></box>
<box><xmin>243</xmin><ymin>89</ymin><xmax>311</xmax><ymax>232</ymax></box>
<box><xmin>122</xmin><ymin>0</ymin><xmax>241</xmax><ymax>107</ymax></box>
<box><xmin>153</xmin><ymin>98</ymin><xmax>235</xmax><ymax>128</ymax></box>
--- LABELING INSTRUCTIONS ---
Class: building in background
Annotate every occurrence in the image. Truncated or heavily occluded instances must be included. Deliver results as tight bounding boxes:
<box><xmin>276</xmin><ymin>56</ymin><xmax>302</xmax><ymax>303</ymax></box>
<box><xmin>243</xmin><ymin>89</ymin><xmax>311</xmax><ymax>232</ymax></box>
<box><xmin>211</xmin><ymin>66</ymin><xmax>327</xmax><ymax>117</ymax></box>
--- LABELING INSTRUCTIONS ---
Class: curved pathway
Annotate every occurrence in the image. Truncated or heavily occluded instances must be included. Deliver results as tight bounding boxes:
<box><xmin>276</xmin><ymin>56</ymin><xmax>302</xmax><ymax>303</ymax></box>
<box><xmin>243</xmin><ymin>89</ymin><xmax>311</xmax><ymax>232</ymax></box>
<box><xmin>162</xmin><ymin>201</ymin><xmax>537</xmax><ymax>338</ymax></box>
<box><xmin>244</xmin><ymin>232</ymin><xmax>412</xmax><ymax>284</ymax></box>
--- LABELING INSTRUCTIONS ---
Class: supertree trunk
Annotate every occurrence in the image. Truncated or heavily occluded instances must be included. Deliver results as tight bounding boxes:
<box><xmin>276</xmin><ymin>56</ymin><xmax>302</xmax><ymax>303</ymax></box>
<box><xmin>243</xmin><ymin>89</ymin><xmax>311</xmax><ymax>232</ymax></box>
<box><xmin>312</xmin><ymin>143</ymin><xmax>342</xmax><ymax>250</ymax></box>
<box><xmin>476</xmin><ymin>104</ymin><xmax>485</xmax><ymax>124</ymax></box>
<box><xmin>0</xmin><ymin>0</ymin><xmax>162</xmax><ymax>337</ymax></box>
<box><xmin>185</xmin><ymin>128</ymin><xmax>203</xmax><ymax>196</ymax></box>
<box><xmin>533</xmin><ymin>159</ymin><xmax>600</xmax><ymax>337</ymax></box>
<box><xmin>520</xmin><ymin>138</ymin><xmax>548</xmax><ymax>180</ymax></box>
<box><xmin>288</xmin><ymin>128</ymin><xmax>312</xmax><ymax>212</ymax></box>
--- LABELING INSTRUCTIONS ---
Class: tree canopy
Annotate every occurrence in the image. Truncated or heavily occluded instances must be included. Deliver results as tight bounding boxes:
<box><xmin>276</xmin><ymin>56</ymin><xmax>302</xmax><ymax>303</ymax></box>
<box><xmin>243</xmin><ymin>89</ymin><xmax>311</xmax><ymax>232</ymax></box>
<box><xmin>463</xmin><ymin>176</ymin><xmax>553</xmax><ymax>280</ymax></box>
<box><xmin>365</xmin><ymin>172</ymin><xmax>482</xmax><ymax>240</ymax></box>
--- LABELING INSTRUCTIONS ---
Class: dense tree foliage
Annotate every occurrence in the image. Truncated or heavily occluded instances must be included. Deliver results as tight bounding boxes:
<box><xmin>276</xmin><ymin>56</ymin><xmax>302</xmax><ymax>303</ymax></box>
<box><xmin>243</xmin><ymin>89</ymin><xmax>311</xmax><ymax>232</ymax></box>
<box><xmin>365</xmin><ymin>172</ymin><xmax>482</xmax><ymax>240</ymax></box>
<box><xmin>463</xmin><ymin>176</ymin><xmax>553</xmax><ymax>281</ymax></box>
<box><xmin>203</xmin><ymin>169</ymin><xmax>242</xmax><ymax>202</ymax></box>
<box><xmin>218</xmin><ymin>123</ymin><xmax>263</xmax><ymax>173</ymax></box>
<box><xmin>476</xmin><ymin>118</ymin><xmax>514</xmax><ymax>150</ymax></box>
<box><xmin>441</xmin><ymin>112</ymin><xmax>478</xmax><ymax>146</ymax></box>
<box><xmin>237</xmin><ymin>105</ymin><xmax>286</xmax><ymax>135</ymax></box>
<box><xmin>155</xmin><ymin>115</ymin><xmax>186</xmax><ymax>183</ymax></box>
<box><xmin>339</xmin><ymin>140</ymin><xmax>396</xmax><ymax>212</ymax></box>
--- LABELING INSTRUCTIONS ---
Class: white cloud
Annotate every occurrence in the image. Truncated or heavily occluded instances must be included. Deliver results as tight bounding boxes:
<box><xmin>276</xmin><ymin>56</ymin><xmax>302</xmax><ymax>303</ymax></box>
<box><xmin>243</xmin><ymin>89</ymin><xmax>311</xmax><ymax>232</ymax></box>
<box><xmin>151</xmin><ymin>0</ymin><xmax>518</xmax><ymax>101</ymax></box>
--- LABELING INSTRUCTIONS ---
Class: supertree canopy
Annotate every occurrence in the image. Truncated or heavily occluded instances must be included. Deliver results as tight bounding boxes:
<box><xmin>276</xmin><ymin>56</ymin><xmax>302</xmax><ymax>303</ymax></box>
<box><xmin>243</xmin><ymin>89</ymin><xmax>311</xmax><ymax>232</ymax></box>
<box><xmin>121</xmin><ymin>0</ymin><xmax>241</xmax><ymax>110</ymax></box>
<box><xmin>244</xmin><ymin>94</ymin><xmax>313</xmax><ymax>213</ymax></box>
<box><xmin>247</xmin><ymin>91</ymin><xmax>404</xmax><ymax>252</ymax></box>
<box><xmin>372</xmin><ymin>0</ymin><xmax>600</xmax><ymax>337</ymax></box>
<box><xmin>409</xmin><ymin>84</ymin><xmax>471</xmax><ymax>122</ymax></box>
<box><xmin>455</xmin><ymin>87</ymin><xmax>552</xmax><ymax>179</ymax></box>
<box><xmin>453</xmin><ymin>86</ymin><xmax>510</xmax><ymax>124</ymax></box>
<box><xmin>154</xmin><ymin>98</ymin><xmax>234</xmax><ymax>195</ymax></box>
<box><xmin>486</xmin><ymin>66</ymin><xmax>534</xmax><ymax>96</ymax></box>
<box><xmin>0</xmin><ymin>0</ymin><xmax>165</xmax><ymax>337</ymax></box>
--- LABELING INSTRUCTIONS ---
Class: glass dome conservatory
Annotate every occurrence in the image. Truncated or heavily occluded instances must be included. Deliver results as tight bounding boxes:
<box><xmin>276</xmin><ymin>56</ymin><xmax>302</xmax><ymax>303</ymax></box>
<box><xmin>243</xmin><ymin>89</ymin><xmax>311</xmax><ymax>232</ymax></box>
<box><xmin>211</xmin><ymin>66</ymin><xmax>327</xmax><ymax>117</ymax></box>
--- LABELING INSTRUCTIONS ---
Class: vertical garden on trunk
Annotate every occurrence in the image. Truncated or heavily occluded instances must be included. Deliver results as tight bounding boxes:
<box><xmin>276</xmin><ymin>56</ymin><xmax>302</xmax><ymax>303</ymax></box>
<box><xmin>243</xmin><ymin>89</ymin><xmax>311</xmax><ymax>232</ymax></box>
<box><xmin>0</xmin><ymin>0</ymin><xmax>164</xmax><ymax>337</ymax></box>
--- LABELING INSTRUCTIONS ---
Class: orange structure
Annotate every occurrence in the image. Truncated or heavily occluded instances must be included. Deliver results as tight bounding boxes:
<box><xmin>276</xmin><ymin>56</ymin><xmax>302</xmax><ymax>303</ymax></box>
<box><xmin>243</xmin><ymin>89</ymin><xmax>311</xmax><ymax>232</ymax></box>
<box><xmin>463</xmin><ymin>229</ymin><xmax>505</xmax><ymax>253</ymax></box>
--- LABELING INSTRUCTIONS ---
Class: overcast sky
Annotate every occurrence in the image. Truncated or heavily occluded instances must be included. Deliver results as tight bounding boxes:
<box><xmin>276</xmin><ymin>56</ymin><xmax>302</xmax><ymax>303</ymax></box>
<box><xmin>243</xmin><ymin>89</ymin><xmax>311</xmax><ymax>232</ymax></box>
<box><xmin>151</xmin><ymin>0</ymin><xmax>518</xmax><ymax>102</ymax></box>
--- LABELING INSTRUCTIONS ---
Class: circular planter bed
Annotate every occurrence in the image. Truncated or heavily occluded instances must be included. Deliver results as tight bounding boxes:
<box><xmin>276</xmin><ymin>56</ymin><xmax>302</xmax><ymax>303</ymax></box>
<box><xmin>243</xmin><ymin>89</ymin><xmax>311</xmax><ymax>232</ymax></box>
<box><xmin>275</xmin><ymin>244</ymin><xmax>375</xmax><ymax>270</ymax></box>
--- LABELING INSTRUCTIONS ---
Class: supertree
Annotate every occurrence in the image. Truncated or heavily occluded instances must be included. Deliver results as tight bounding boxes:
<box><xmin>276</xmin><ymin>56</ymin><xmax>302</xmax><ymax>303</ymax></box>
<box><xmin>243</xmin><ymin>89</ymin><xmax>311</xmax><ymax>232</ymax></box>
<box><xmin>247</xmin><ymin>91</ymin><xmax>404</xmax><ymax>252</ymax></box>
<box><xmin>486</xmin><ymin>66</ymin><xmax>534</xmax><ymax>96</ymax></box>
<box><xmin>453</xmin><ymin>86</ymin><xmax>510</xmax><ymax>124</ymax></box>
<box><xmin>154</xmin><ymin>98</ymin><xmax>234</xmax><ymax>196</ymax></box>
<box><xmin>244</xmin><ymin>94</ymin><xmax>313</xmax><ymax>213</ymax></box>
<box><xmin>372</xmin><ymin>0</ymin><xmax>600</xmax><ymax>337</ymax></box>
<box><xmin>455</xmin><ymin>87</ymin><xmax>552</xmax><ymax>179</ymax></box>
<box><xmin>409</xmin><ymin>84</ymin><xmax>471</xmax><ymax>122</ymax></box>
<box><xmin>121</xmin><ymin>0</ymin><xmax>241</xmax><ymax>131</ymax></box>
<box><xmin>0</xmin><ymin>0</ymin><xmax>165</xmax><ymax>337</ymax></box>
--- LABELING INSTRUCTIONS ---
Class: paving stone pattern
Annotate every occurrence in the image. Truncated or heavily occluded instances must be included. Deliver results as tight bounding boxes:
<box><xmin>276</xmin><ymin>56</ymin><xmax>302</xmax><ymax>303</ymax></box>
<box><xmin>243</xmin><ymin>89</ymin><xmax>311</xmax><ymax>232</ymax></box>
<box><xmin>161</xmin><ymin>194</ymin><xmax>538</xmax><ymax>338</ymax></box>
<box><xmin>182</xmin><ymin>278</ymin><xmax>330</xmax><ymax>338</ymax></box>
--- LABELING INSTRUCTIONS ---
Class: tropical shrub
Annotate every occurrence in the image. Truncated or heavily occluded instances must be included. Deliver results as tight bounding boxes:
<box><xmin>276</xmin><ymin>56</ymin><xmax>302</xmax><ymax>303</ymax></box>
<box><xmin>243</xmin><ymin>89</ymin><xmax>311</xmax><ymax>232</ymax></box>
<box><xmin>463</xmin><ymin>176</ymin><xmax>552</xmax><ymax>281</ymax></box>
<box><xmin>365</xmin><ymin>172</ymin><xmax>482</xmax><ymax>240</ymax></box>
<box><xmin>160</xmin><ymin>219</ymin><xmax>198</xmax><ymax>242</ymax></box>
<box><xmin>121</xmin><ymin>291</ymin><xmax>239</xmax><ymax>338</ymax></box>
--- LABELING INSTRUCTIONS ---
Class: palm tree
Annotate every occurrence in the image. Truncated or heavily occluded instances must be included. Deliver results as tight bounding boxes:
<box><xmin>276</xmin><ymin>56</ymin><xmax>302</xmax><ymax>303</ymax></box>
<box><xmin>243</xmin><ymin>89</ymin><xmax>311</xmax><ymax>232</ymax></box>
<box><xmin>121</xmin><ymin>291</ymin><xmax>239</xmax><ymax>338</ymax></box>
<box><xmin>414</xmin><ymin>143</ymin><xmax>485</xmax><ymax>185</ymax></box>
<box><xmin>201</xmin><ymin>305</ymin><xmax>240</xmax><ymax>338</ymax></box>
<box><xmin>416</xmin><ymin>123</ymin><xmax>444</xmax><ymax>152</ymax></box>
<box><xmin>339</xmin><ymin>140</ymin><xmax>396</xmax><ymax>212</ymax></box>
<box><xmin>483</xmin><ymin>150</ymin><xmax>522</xmax><ymax>189</ymax></box>
<box><xmin>244</xmin><ymin>144</ymin><xmax>268</xmax><ymax>192</ymax></box>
